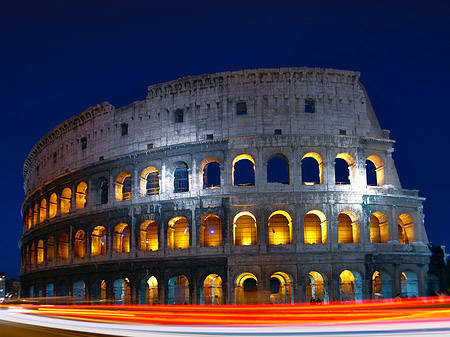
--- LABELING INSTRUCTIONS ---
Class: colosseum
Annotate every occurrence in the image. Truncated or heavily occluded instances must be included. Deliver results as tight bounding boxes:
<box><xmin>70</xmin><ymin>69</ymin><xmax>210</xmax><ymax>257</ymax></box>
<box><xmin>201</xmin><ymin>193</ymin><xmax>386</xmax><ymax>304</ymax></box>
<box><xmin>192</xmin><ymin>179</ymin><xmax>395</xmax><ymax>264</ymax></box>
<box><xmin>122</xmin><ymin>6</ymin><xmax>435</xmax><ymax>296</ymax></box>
<box><xmin>19</xmin><ymin>67</ymin><xmax>439</xmax><ymax>304</ymax></box>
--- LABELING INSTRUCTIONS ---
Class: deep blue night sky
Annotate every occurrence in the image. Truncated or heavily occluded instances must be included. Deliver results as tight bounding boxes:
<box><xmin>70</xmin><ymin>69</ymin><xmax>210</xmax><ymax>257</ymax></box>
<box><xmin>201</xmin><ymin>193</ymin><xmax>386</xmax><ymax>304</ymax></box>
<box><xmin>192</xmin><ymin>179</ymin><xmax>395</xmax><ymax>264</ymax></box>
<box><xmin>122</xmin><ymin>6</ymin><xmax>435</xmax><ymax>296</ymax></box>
<box><xmin>1</xmin><ymin>0</ymin><xmax>449</xmax><ymax>279</ymax></box>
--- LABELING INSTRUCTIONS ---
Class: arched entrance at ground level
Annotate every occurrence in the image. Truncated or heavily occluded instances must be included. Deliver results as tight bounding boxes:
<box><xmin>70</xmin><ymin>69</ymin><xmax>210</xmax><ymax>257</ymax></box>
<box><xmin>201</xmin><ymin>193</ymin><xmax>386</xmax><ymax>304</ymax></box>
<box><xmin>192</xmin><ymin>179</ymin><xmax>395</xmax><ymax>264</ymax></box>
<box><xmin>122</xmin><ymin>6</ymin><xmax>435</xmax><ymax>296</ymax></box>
<box><xmin>46</xmin><ymin>283</ymin><xmax>54</xmax><ymax>298</ymax></box>
<box><xmin>201</xmin><ymin>274</ymin><xmax>222</xmax><ymax>305</ymax></box>
<box><xmin>426</xmin><ymin>272</ymin><xmax>440</xmax><ymax>296</ymax></box>
<box><xmin>339</xmin><ymin>270</ymin><xmax>362</xmax><ymax>301</ymax></box>
<box><xmin>401</xmin><ymin>271</ymin><xmax>418</xmax><ymax>298</ymax></box>
<box><xmin>269</xmin><ymin>272</ymin><xmax>293</xmax><ymax>304</ymax></box>
<box><xmin>306</xmin><ymin>271</ymin><xmax>328</xmax><ymax>303</ymax></box>
<box><xmin>168</xmin><ymin>275</ymin><xmax>190</xmax><ymax>305</ymax></box>
<box><xmin>91</xmin><ymin>279</ymin><xmax>107</xmax><ymax>303</ymax></box>
<box><xmin>372</xmin><ymin>271</ymin><xmax>392</xmax><ymax>299</ymax></box>
<box><xmin>235</xmin><ymin>273</ymin><xmax>258</xmax><ymax>304</ymax></box>
<box><xmin>73</xmin><ymin>280</ymin><xmax>85</xmax><ymax>304</ymax></box>
<box><xmin>58</xmin><ymin>280</ymin><xmax>68</xmax><ymax>297</ymax></box>
<box><xmin>139</xmin><ymin>276</ymin><xmax>159</xmax><ymax>304</ymax></box>
<box><xmin>113</xmin><ymin>278</ymin><xmax>131</xmax><ymax>305</ymax></box>
<box><xmin>29</xmin><ymin>286</ymin><xmax>34</xmax><ymax>298</ymax></box>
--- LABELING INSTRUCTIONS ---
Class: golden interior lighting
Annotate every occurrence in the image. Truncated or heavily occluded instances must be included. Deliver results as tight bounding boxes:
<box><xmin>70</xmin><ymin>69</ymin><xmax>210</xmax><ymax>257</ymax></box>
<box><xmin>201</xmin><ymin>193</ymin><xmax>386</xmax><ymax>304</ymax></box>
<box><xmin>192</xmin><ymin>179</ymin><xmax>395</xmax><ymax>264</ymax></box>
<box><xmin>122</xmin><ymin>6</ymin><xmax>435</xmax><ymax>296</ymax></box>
<box><xmin>398</xmin><ymin>213</ymin><xmax>415</xmax><ymax>244</ymax></box>
<box><xmin>268</xmin><ymin>211</ymin><xmax>292</xmax><ymax>245</ymax></box>
<box><xmin>304</xmin><ymin>210</ymin><xmax>327</xmax><ymax>244</ymax></box>
<box><xmin>146</xmin><ymin>276</ymin><xmax>159</xmax><ymax>304</ymax></box>
<box><xmin>140</xmin><ymin>167</ymin><xmax>159</xmax><ymax>196</ymax></box>
<box><xmin>203</xmin><ymin>274</ymin><xmax>222</xmax><ymax>305</ymax></box>
<box><xmin>370</xmin><ymin>211</ymin><xmax>389</xmax><ymax>243</ymax></box>
<box><xmin>58</xmin><ymin>233</ymin><xmax>69</xmax><ymax>260</ymax></box>
<box><xmin>338</xmin><ymin>211</ymin><xmax>359</xmax><ymax>243</ymax></box>
<box><xmin>60</xmin><ymin>188</ymin><xmax>72</xmax><ymax>214</ymax></box>
<box><xmin>115</xmin><ymin>171</ymin><xmax>132</xmax><ymax>201</ymax></box>
<box><xmin>140</xmin><ymin>220</ymin><xmax>159</xmax><ymax>251</ymax></box>
<box><xmin>49</xmin><ymin>193</ymin><xmax>57</xmax><ymax>218</ymax></box>
<box><xmin>75</xmin><ymin>182</ymin><xmax>88</xmax><ymax>209</ymax></box>
<box><xmin>74</xmin><ymin>230</ymin><xmax>86</xmax><ymax>258</ymax></box>
<box><xmin>367</xmin><ymin>155</ymin><xmax>385</xmax><ymax>186</ymax></box>
<box><xmin>37</xmin><ymin>240</ymin><xmax>44</xmax><ymax>264</ymax></box>
<box><xmin>200</xmin><ymin>214</ymin><xmax>222</xmax><ymax>247</ymax></box>
<box><xmin>233</xmin><ymin>212</ymin><xmax>257</xmax><ymax>246</ymax></box>
<box><xmin>167</xmin><ymin>217</ymin><xmax>189</xmax><ymax>249</ymax></box>
<box><xmin>91</xmin><ymin>226</ymin><xmax>107</xmax><ymax>256</ymax></box>
<box><xmin>47</xmin><ymin>236</ymin><xmax>55</xmax><ymax>261</ymax></box>
<box><xmin>39</xmin><ymin>199</ymin><xmax>47</xmax><ymax>223</ymax></box>
<box><xmin>235</xmin><ymin>272</ymin><xmax>258</xmax><ymax>305</ymax></box>
<box><xmin>114</xmin><ymin>223</ymin><xmax>130</xmax><ymax>253</ymax></box>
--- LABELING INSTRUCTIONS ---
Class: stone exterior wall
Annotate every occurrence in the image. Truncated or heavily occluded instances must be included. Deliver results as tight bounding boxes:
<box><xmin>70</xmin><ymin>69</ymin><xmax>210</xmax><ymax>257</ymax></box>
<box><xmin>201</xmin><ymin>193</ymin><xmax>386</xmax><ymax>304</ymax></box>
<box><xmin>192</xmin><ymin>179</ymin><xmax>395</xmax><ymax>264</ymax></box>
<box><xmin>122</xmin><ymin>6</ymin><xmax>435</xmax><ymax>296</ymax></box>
<box><xmin>19</xmin><ymin>68</ymin><xmax>433</xmax><ymax>304</ymax></box>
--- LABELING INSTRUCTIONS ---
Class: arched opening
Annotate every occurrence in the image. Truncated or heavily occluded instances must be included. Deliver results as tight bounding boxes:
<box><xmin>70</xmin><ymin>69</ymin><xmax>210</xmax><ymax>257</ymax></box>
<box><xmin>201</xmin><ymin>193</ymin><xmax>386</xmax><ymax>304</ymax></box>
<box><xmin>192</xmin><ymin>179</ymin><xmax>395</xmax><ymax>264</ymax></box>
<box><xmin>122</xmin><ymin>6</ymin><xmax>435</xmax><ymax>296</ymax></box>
<box><xmin>26</xmin><ymin>246</ymin><xmax>30</xmax><ymax>266</ymax></box>
<box><xmin>76</xmin><ymin>182</ymin><xmax>88</xmax><ymax>209</ymax></box>
<box><xmin>235</xmin><ymin>273</ymin><xmax>258</xmax><ymax>304</ymax></box>
<box><xmin>268</xmin><ymin>211</ymin><xmax>292</xmax><ymax>245</ymax></box>
<box><xmin>233</xmin><ymin>212</ymin><xmax>257</xmax><ymax>246</ymax></box>
<box><xmin>60</xmin><ymin>188</ymin><xmax>72</xmax><ymax>214</ymax></box>
<box><xmin>201</xmin><ymin>274</ymin><xmax>222</xmax><ymax>305</ymax></box>
<box><xmin>168</xmin><ymin>275</ymin><xmax>190</xmax><ymax>304</ymax></box>
<box><xmin>39</xmin><ymin>199</ymin><xmax>47</xmax><ymax>223</ymax></box>
<box><xmin>115</xmin><ymin>171</ymin><xmax>132</xmax><ymax>201</ymax></box>
<box><xmin>372</xmin><ymin>270</ymin><xmax>392</xmax><ymax>299</ymax></box>
<box><xmin>47</xmin><ymin>236</ymin><xmax>55</xmax><ymax>261</ymax></box>
<box><xmin>335</xmin><ymin>153</ymin><xmax>354</xmax><ymax>185</ymax></box>
<box><xmin>139</xmin><ymin>220</ymin><xmax>159</xmax><ymax>251</ymax></box>
<box><xmin>174</xmin><ymin>162</ymin><xmax>189</xmax><ymax>193</ymax></box>
<box><xmin>113</xmin><ymin>223</ymin><xmax>130</xmax><ymax>253</ymax></box>
<box><xmin>73</xmin><ymin>280</ymin><xmax>85</xmax><ymax>304</ymax></box>
<box><xmin>367</xmin><ymin>155</ymin><xmax>385</xmax><ymax>186</ymax></box>
<box><xmin>370</xmin><ymin>212</ymin><xmax>389</xmax><ymax>243</ymax></box>
<box><xmin>339</xmin><ymin>270</ymin><xmax>362</xmax><ymax>301</ymax></box>
<box><xmin>30</xmin><ymin>242</ymin><xmax>36</xmax><ymax>265</ymax></box>
<box><xmin>141</xmin><ymin>167</ymin><xmax>160</xmax><ymax>196</ymax></box>
<box><xmin>232</xmin><ymin>154</ymin><xmax>255</xmax><ymax>186</ymax></box>
<box><xmin>401</xmin><ymin>271</ymin><xmax>418</xmax><ymax>298</ymax></box>
<box><xmin>269</xmin><ymin>272</ymin><xmax>293</xmax><ymax>304</ymax></box>
<box><xmin>74</xmin><ymin>230</ymin><xmax>86</xmax><ymax>258</ymax></box>
<box><xmin>140</xmin><ymin>276</ymin><xmax>159</xmax><ymax>305</ymax></box>
<box><xmin>45</xmin><ymin>283</ymin><xmax>54</xmax><ymax>299</ymax></box>
<box><xmin>27</xmin><ymin>208</ymin><xmax>32</xmax><ymax>229</ymax></box>
<box><xmin>58</xmin><ymin>233</ymin><xmax>69</xmax><ymax>260</ymax></box>
<box><xmin>167</xmin><ymin>216</ymin><xmax>189</xmax><ymax>249</ymax></box>
<box><xmin>37</xmin><ymin>240</ymin><xmax>44</xmax><ymax>264</ymax></box>
<box><xmin>92</xmin><ymin>279</ymin><xmax>107</xmax><ymax>303</ymax></box>
<box><xmin>113</xmin><ymin>278</ymin><xmax>131</xmax><ymax>305</ymax></box>
<box><xmin>398</xmin><ymin>213</ymin><xmax>415</xmax><ymax>244</ymax></box>
<box><xmin>304</xmin><ymin>210</ymin><xmax>327</xmax><ymax>244</ymax></box>
<box><xmin>267</xmin><ymin>155</ymin><xmax>289</xmax><ymax>184</ymax></box>
<box><xmin>338</xmin><ymin>211</ymin><xmax>360</xmax><ymax>243</ymax></box>
<box><xmin>302</xmin><ymin>153</ymin><xmax>323</xmax><ymax>185</ymax></box>
<box><xmin>97</xmin><ymin>178</ymin><xmax>109</xmax><ymax>205</ymax></box>
<box><xmin>306</xmin><ymin>271</ymin><xmax>328</xmax><ymax>303</ymax></box>
<box><xmin>200</xmin><ymin>214</ymin><xmax>222</xmax><ymax>247</ymax></box>
<box><xmin>49</xmin><ymin>193</ymin><xmax>57</xmax><ymax>218</ymax></box>
<box><xmin>29</xmin><ymin>285</ymin><xmax>34</xmax><ymax>298</ymax></box>
<box><xmin>201</xmin><ymin>158</ymin><xmax>221</xmax><ymax>189</ymax></box>
<box><xmin>426</xmin><ymin>272</ymin><xmax>440</xmax><ymax>296</ymax></box>
<box><xmin>58</xmin><ymin>280</ymin><xmax>68</xmax><ymax>297</ymax></box>
<box><xmin>33</xmin><ymin>203</ymin><xmax>38</xmax><ymax>226</ymax></box>
<box><xmin>91</xmin><ymin>226</ymin><xmax>107</xmax><ymax>256</ymax></box>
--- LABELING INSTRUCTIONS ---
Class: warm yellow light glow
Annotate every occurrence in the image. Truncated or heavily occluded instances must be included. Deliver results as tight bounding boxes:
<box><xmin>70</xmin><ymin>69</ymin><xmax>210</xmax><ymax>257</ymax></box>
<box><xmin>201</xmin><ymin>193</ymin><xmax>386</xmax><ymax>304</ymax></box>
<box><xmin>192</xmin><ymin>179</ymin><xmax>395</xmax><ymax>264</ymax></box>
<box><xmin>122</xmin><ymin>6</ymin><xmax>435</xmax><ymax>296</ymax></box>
<box><xmin>232</xmin><ymin>154</ymin><xmax>255</xmax><ymax>167</ymax></box>
<box><xmin>398</xmin><ymin>213</ymin><xmax>415</xmax><ymax>244</ymax></box>
<box><xmin>338</xmin><ymin>210</ymin><xmax>359</xmax><ymax>243</ymax></box>
<box><xmin>49</xmin><ymin>193</ymin><xmax>57</xmax><ymax>218</ymax></box>
<box><xmin>75</xmin><ymin>182</ymin><xmax>88</xmax><ymax>209</ymax></box>
<box><xmin>167</xmin><ymin>216</ymin><xmax>189</xmax><ymax>249</ymax></box>
<box><xmin>114</xmin><ymin>223</ymin><xmax>130</xmax><ymax>253</ymax></box>
<box><xmin>140</xmin><ymin>166</ymin><xmax>159</xmax><ymax>196</ymax></box>
<box><xmin>302</xmin><ymin>152</ymin><xmax>323</xmax><ymax>184</ymax></box>
<box><xmin>304</xmin><ymin>210</ymin><xmax>327</xmax><ymax>244</ymax></box>
<box><xmin>60</xmin><ymin>188</ymin><xmax>72</xmax><ymax>214</ymax></box>
<box><xmin>367</xmin><ymin>155</ymin><xmax>385</xmax><ymax>186</ymax></box>
<box><xmin>140</xmin><ymin>220</ymin><xmax>159</xmax><ymax>251</ymax></box>
<box><xmin>115</xmin><ymin>171</ymin><xmax>132</xmax><ymax>201</ymax></box>
<box><xmin>233</xmin><ymin>212</ymin><xmax>257</xmax><ymax>246</ymax></box>
<box><xmin>91</xmin><ymin>226</ymin><xmax>107</xmax><ymax>256</ymax></box>
<box><xmin>200</xmin><ymin>213</ymin><xmax>222</xmax><ymax>247</ymax></box>
<box><xmin>268</xmin><ymin>210</ymin><xmax>292</xmax><ymax>245</ymax></box>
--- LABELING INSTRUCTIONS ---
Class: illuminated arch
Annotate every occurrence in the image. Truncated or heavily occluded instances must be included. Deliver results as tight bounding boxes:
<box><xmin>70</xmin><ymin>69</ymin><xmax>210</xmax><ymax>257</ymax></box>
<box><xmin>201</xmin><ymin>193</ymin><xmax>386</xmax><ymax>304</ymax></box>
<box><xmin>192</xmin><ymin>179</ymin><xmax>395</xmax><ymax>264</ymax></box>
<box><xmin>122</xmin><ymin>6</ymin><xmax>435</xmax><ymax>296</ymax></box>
<box><xmin>335</xmin><ymin>153</ymin><xmax>355</xmax><ymax>185</ymax></box>
<box><xmin>75</xmin><ymin>181</ymin><xmax>88</xmax><ymax>209</ymax></box>
<box><xmin>167</xmin><ymin>216</ymin><xmax>189</xmax><ymax>249</ymax></box>
<box><xmin>268</xmin><ymin>210</ymin><xmax>292</xmax><ymax>245</ymax></box>
<box><xmin>267</xmin><ymin>155</ymin><xmax>289</xmax><ymax>184</ymax></box>
<box><xmin>168</xmin><ymin>275</ymin><xmax>190</xmax><ymax>304</ymax></box>
<box><xmin>115</xmin><ymin>171</ymin><xmax>132</xmax><ymax>201</ymax></box>
<box><xmin>306</xmin><ymin>271</ymin><xmax>329</xmax><ymax>303</ymax></box>
<box><xmin>49</xmin><ymin>193</ymin><xmax>57</xmax><ymax>218</ymax></box>
<box><xmin>39</xmin><ymin>199</ymin><xmax>47</xmax><ymax>223</ymax></box>
<box><xmin>47</xmin><ymin>236</ymin><xmax>55</xmax><ymax>261</ymax></box>
<box><xmin>30</xmin><ymin>242</ymin><xmax>36</xmax><ymax>265</ymax></box>
<box><xmin>366</xmin><ymin>155</ymin><xmax>385</xmax><ymax>186</ymax></box>
<box><xmin>58</xmin><ymin>233</ymin><xmax>69</xmax><ymax>260</ymax></box>
<box><xmin>338</xmin><ymin>210</ymin><xmax>360</xmax><ymax>243</ymax></box>
<box><xmin>235</xmin><ymin>272</ymin><xmax>258</xmax><ymax>304</ymax></box>
<box><xmin>33</xmin><ymin>203</ymin><xmax>38</xmax><ymax>226</ymax></box>
<box><xmin>202</xmin><ymin>274</ymin><xmax>223</xmax><ymax>305</ymax></box>
<box><xmin>200</xmin><ymin>158</ymin><xmax>221</xmax><ymax>189</ymax></box>
<box><xmin>140</xmin><ymin>166</ymin><xmax>160</xmax><ymax>196</ymax></box>
<box><xmin>401</xmin><ymin>270</ymin><xmax>418</xmax><ymax>298</ymax></box>
<box><xmin>304</xmin><ymin>210</ymin><xmax>327</xmax><ymax>244</ymax></box>
<box><xmin>74</xmin><ymin>229</ymin><xmax>86</xmax><ymax>258</ymax></box>
<box><xmin>200</xmin><ymin>213</ymin><xmax>222</xmax><ymax>247</ymax></box>
<box><xmin>233</xmin><ymin>211</ymin><xmax>257</xmax><ymax>246</ymax></box>
<box><xmin>302</xmin><ymin>152</ymin><xmax>323</xmax><ymax>185</ymax></box>
<box><xmin>370</xmin><ymin>211</ymin><xmax>389</xmax><ymax>243</ymax></box>
<box><xmin>60</xmin><ymin>188</ymin><xmax>72</xmax><ymax>214</ymax></box>
<box><xmin>269</xmin><ymin>272</ymin><xmax>293</xmax><ymax>304</ymax></box>
<box><xmin>91</xmin><ymin>226</ymin><xmax>107</xmax><ymax>256</ymax></box>
<box><xmin>140</xmin><ymin>276</ymin><xmax>159</xmax><ymax>304</ymax></box>
<box><xmin>339</xmin><ymin>270</ymin><xmax>362</xmax><ymax>301</ymax></box>
<box><xmin>398</xmin><ymin>213</ymin><xmax>415</xmax><ymax>244</ymax></box>
<box><xmin>139</xmin><ymin>220</ymin><xmax>159</xmax><ymax>251</ymax></box>
<box><xmin>114</xmin><ymin>223</ymin><xmax>130</xmax><ymax>253</ymax></box>
<box><xmin>372</xmin><ymin>270</ymin><xmax>392</xmax><ymax>299</ymax></box>
<box><xmin>174</xmin><ymin>162</ymin><xmax>189</xmax><ymax>193</ymax></box>
<box><xmin>232</xmin><ymin>154</ymin><xmax>255</xmax><ymax>186</ymax></box>
<box><xmin>37</xmin><ymin>240</ymin><xmax>44</xmax><ymax>264</ymax></box>
<box><xmin>113</xmin><ymin>278</ymin><xmax>131</xmax><ymax>305</ymax></box>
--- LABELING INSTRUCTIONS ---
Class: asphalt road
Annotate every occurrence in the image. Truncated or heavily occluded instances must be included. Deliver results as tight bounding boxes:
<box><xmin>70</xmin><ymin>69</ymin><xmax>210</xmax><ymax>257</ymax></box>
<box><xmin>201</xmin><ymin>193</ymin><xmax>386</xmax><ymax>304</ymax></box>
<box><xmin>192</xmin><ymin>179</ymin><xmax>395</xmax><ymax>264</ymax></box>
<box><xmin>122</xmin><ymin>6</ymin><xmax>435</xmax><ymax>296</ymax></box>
<box><xmin>0</xmin><ymin>320</ymin><xmax>114</xmax><ymax>337</ymax></box>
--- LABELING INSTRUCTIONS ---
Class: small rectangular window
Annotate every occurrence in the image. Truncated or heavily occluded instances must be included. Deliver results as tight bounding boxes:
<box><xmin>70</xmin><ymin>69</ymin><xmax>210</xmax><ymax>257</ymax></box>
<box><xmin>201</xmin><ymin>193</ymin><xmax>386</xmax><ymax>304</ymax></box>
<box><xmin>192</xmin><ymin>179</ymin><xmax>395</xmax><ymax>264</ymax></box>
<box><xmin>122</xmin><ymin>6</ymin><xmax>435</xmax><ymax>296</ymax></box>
<box><xmin>304</xmin><ymin>99</ymin><xmax>315</xmax><ymax>113</ymax></box>
<box><xmin>121</xmin><ymin>123</ymin><xmax>128</xmax><ymax>136</ymax></box>
<box><xmin>236</xmin><ymin>102</ymin><xmax>247</xmax><ymax>115</ymax></box>
<box><xmin>99</xmin><ymin>156</ymin><xmax>104</xmax><ymax>161</ymax></box>
<box><xmin>206</xmin><ymin>134</ymin><xmax>214</xmax><ymax>140</ymax></box>
<box><xmin>53</xmin><ymin>152</ymin><xmax>57</xmax><ymax>163</ymax></box>
<box><xmin>274</xmin><ymin>129</ymin><xmax>282</xmax><ymax>135</ymax></box>
<box><xmin>81</xmin><ymin>137</ymin><xmax>87</xmax><ymax>150</ymax></box>
<box><xmin>147</xmin><ymin>143</ymin><xmax>153</xmax><ymax>149</ymax></box>
<box><xmin>339</xmin><ymin>129</ymin><xmax>347</xmax><ymax>135</ymax></box>
<box><xmin>175</xmin><ymin>109</ymin><xmax>184</xmax><ymax>123</ymax></box>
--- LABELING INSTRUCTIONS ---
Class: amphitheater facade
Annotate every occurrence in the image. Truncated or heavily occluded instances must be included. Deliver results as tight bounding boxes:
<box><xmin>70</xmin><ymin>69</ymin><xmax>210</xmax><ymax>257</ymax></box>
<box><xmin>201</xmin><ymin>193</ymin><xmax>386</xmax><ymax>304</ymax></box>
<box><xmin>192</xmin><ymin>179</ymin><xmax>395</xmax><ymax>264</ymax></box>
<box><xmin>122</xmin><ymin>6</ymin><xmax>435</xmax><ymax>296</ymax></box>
<box><xmin>20</xmin><ymin>68</ymin><xmax>438</xmax><ymax>304</ymax></box>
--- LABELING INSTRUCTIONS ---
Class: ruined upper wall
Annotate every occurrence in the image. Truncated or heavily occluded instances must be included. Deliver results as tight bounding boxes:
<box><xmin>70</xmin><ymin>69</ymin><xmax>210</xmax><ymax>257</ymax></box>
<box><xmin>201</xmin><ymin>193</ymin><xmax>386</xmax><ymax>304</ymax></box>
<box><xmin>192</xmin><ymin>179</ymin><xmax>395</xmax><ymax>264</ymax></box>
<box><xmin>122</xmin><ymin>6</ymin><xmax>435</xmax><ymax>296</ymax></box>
<box><xmin>23</xmin><ymin>67</ymin><xmax>388</xmax><ymax>194</ymax></box>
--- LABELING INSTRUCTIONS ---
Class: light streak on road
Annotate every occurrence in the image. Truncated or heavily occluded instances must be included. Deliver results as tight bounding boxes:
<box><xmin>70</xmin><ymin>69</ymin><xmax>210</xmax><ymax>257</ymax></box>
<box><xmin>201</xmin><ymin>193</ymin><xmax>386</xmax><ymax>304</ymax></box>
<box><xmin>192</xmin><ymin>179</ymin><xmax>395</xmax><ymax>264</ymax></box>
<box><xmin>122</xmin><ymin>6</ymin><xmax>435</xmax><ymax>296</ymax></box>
<box><xmin>1</xmin><ymin>297</ymin><xmax>450</xmax><ymax>336</ymax></box>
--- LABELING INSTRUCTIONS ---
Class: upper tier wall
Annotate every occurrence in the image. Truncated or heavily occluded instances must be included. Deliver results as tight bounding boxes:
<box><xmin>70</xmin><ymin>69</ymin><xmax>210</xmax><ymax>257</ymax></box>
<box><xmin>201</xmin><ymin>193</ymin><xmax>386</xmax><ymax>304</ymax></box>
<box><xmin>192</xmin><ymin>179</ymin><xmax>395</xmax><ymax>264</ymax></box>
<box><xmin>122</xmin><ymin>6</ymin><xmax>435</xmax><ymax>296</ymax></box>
<box><xmin>23</xmin><ymin>67</ymin><xmax>387</xmax><ymax>194</ymax></box>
